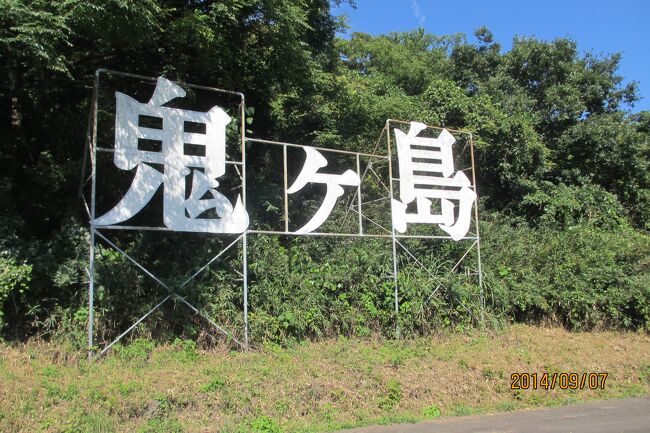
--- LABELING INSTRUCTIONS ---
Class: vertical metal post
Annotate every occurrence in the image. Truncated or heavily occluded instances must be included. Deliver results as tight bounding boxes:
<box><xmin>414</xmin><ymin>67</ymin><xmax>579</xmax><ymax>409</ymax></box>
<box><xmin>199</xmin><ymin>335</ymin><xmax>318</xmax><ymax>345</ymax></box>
<box><xmin>475</xmin><ymin>233</ymin><xmax>484</xmax><ymax>325</ymax></box>
<box><xmin>88</xmin><ymin>70</ymin><xmax>100</xmax><ymax>360</ymax></box>
<box><xmin>88</xmin><ymin>228</ymin><xmax>95</xmax><ymax>360</ymax></box>
<box><xmin>240</xmin><ymin>97</ymin><xmax>249</xmax><ymax>349</ymax></box>
<box><xmin>242</xmin><ymin>234</ymin><xmax>249</xmax><ymax>348</ymax></box>
<box><xmin>283</xmin><ymin>144</ymin><xmax>289</xmax><ymax>233</ymax></box>
<box><xmin>469</xmin><ymin>133</ymin><xmax>484</xmax><ymax>325</ymax></box>
<box><xmin>356</xmin><ymin>154</ymin><xmax>363</xmax><ymax>235</ymax></box>
<box><xmin>386</xmin><ymin>120</ymin><xmax>400</xmax><ymax>338</ymax></box>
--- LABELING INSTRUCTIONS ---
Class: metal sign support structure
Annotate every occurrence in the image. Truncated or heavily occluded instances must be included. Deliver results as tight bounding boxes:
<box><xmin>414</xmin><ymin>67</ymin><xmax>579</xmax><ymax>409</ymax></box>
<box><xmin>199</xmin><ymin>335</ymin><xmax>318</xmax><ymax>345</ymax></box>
<box><xmin>81</xmin><ymin>71</ymin><xmax>484</xmax><ymax>360</ymax></box>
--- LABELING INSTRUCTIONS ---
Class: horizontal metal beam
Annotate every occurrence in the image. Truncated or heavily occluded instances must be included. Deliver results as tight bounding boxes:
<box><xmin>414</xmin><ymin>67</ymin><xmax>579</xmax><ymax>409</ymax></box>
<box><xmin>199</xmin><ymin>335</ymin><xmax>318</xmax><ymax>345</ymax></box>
<box><xmin>247</xmin><ymin>229</ymin><xmax>477</xmax><ymax>240</ymax></box>
<box><xmin>387</xmin><ymin>118</ymin><xmax>473</xmax><ymax>136</ymax></box>
<box><xmin>246</xmin><ymin>137</ymin><xmax>388</xmax><ymax>160</ymax></box>
<box><xmin>94</xmin><ymin>147</ymin><xmax>244</xmax><ymax>165</ymax></box>
<box><xmin>92</xmin><ymin>224</ymin><xmax>172</xmax><ymax>232</ymax></box>
<box><xmin>96</xmin><ymin>68</ymin><xmax>245</xmax><ymax>100</ymax></box>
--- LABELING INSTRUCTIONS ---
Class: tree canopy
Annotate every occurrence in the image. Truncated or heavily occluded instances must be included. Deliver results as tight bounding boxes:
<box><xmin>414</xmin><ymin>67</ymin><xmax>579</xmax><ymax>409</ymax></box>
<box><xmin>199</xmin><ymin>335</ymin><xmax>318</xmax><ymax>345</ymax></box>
<box><xmin>0</xmin><ymin>0</ymin><xmax>648</xmax><ymax>342</ymax></box>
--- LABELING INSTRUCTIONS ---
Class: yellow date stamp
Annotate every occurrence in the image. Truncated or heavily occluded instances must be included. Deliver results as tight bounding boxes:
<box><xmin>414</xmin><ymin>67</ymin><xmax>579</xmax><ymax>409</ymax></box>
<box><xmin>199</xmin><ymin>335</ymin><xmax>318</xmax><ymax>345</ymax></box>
<box><xmin>510</xmin><ymin>372</ymin><xmax>608</xmax><ymax>390</ymax></box>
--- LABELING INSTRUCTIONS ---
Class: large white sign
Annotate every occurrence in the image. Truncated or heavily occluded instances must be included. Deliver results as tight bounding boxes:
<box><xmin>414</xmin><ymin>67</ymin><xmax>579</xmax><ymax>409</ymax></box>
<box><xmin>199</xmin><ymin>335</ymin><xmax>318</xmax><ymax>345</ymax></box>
<box><xmin>94</xmin><ymin>77</ymin><xmax>475</xmax><ymax>240</ymax></box>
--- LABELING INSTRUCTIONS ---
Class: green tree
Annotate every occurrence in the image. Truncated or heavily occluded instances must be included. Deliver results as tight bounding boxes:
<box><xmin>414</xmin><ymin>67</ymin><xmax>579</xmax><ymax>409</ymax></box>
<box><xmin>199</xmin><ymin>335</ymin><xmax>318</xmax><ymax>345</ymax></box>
<box><xmin>0</xmin><ymin>1</ymin><xmax>647</xmax><ymax>341</ymax></box>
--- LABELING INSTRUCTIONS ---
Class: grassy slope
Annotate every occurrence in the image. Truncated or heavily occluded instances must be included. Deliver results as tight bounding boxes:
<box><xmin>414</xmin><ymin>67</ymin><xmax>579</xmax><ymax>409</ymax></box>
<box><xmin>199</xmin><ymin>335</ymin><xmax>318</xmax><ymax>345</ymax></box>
<box><xmin>0</xmin><ymin>325</ymin><xmax>649</xmax><ymax>432</ymax></box>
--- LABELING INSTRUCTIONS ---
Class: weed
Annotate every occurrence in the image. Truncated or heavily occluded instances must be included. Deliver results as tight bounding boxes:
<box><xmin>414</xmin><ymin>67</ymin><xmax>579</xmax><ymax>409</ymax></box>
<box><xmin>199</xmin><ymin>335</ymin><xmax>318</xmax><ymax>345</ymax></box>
<box><xmin>517</xmin><ymin>348</ymin><xmax>532</xmax><ymax>364</ymax></box>
<box><xmin>251</xmin><ymin>416</ymin><xmax>282</xmax><ymax>433</ymax></box>
<box><xmin>389</xmin><ymin>353</ymin><xmax>404</xmax><ymax>368</ymax></box>
<box><xmin>41</xmin><ymin>365</ymin><xmax>59</xmax><ymax>378</ymax></box>
<box><xmin>378</xmin><ymin>379</ymin><xmax>402</xmax><ymax>411</ymax></box>
<box><xmin>63</xmin><ymin>384</ymin><xmax>79</xmax><ymax>400</ymax></box>
<box><xmin>138</xmin><ymin>418</ymin><xmax>184</xmax><ymax>433</ymax></box>
<box><xmin>451</xmin><ymin>404</ymin><xmax>474</xmax><ymax>416</ymax></box>
<box><xmin>114</xmin><ymin>338</ymin><xmax>155</xmax><ymax>362</ymax></box>
<box><xmin>201</xmin><ymin>377</ymin><xmax>226</xmax><ymax>393</ymax></box>
<box><xmin>274</xmin><ymin>399</ymin><xmax>291</xmax><ymax>415</ymax></box>
<box><xmin>482</xmin><ymin>367</ymin><xmax>498</xmax><ymax>379</ymax></box>
<box><xmin>44</xmin><ymin>383</ymin><xmax>77</xmax><ymax>401</ymax></box>
<box><xmin>639</xmin><ymin>364</ymin><xmax>650</xmax><ymax>384</ymax></box>
<box><xmin>89</xmin><ymin>388</ymin><xmax>107</xmax><ymax>403</ymax></box>
<box><xmin>115</xmin><ymin>380</ymin><xmax>140</xmax><ymax>397</ymax></box>
<box><xmin>63</xmin><ymin>413</ymin><xmax>114</xmax><ymax>433</ymax></box>
<box><xmin>43</xmin><ymin>382</ymin><xmax>59</xmax><ymax>397</ymax></box>
<box><xmin>422</xmin><ymin>405</ymin><xmax>441</xmax><ymax>419</ymax></box>
<box><xmin>329</xmin><ymin>388</ymin><xmax>345</xmax><ymax>402</ymax></box>
<box><xmin>153</xmin><ymin>395</ymin><xmax>172</xmax><ymax>416</ymax></box>
<box><xmin>496</xmin><ymin>401</ymin><xmax>517</xmax><ymax>412</ymax></box>
<box><xmin>170</xmin><ymin>338</ymin><xmax>199</xmax><ymax>363</ymax></box>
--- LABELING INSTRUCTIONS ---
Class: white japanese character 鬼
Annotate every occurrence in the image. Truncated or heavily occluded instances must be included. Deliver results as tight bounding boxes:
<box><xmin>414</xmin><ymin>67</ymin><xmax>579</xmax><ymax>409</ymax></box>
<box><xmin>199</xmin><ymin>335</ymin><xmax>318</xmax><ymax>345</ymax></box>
<box><xmin>93</xmin><ymin>77</ymin><xmax>248</xmax><ymax>233</ymax></box>
<box><xmin>287</xmin><ymin>147</ymin><xmax>360</xmax><ymax>234</ymax></box>
<box><xmin>391</xmin><ymin>122</ymin><xmax>476</xmax><ymax>240</ymax></box>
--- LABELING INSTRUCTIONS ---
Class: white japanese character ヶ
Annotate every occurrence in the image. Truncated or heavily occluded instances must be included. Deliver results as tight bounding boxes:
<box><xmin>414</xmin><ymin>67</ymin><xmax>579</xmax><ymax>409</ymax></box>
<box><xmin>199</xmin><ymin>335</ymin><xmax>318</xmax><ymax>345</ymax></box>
<box><xmin>287</xmin><ymin>147</ymin><xmax>360</xmax><ymax>233</ymax></box>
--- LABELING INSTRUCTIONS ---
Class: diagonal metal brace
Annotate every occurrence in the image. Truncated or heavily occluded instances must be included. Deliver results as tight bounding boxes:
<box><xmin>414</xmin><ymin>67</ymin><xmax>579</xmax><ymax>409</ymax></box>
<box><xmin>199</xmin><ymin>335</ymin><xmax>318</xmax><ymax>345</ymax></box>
<box><xmin>93</xmin><ymin>229</ymin><xmax>245</xmax><ymax>353</ymax></box>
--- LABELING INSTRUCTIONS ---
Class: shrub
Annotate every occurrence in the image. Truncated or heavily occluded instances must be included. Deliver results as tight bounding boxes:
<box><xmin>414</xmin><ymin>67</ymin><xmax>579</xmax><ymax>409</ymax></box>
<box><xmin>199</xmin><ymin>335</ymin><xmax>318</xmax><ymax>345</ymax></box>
<box><xmin>482</xmin><ymin>213</ymin><xmax>650</xmax><ymax>330</ymax></box>
<box><xmin>0</xmin><ymin>252</ymin><xmax>31</xmax><ymax>331</ymax></box>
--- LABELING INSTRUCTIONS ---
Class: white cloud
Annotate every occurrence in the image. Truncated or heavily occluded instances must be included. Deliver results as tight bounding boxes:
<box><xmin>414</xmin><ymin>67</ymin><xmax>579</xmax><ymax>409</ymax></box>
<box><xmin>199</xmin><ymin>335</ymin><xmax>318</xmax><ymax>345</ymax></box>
<box><xmin>411</xmin><ymin>0</ymin><xmax>426</xmax><ymax>26</ymax></box>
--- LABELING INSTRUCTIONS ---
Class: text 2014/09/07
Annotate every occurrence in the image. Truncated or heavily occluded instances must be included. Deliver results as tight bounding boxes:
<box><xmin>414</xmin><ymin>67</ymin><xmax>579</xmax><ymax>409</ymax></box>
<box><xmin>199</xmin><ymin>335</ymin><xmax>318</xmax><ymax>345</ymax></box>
<box><xmin>511</xmin><ymin>372</ymin><xmax>608</xmax><ymax>390</ymax></box>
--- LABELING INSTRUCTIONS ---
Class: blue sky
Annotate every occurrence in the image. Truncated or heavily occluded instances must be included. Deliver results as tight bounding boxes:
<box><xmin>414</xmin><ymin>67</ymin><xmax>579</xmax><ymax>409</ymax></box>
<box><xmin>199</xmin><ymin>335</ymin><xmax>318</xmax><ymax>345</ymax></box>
<box><xmin>332</xmin><ymin>0</ymin><xmax>650</xmax><ymax>112</ymax></box>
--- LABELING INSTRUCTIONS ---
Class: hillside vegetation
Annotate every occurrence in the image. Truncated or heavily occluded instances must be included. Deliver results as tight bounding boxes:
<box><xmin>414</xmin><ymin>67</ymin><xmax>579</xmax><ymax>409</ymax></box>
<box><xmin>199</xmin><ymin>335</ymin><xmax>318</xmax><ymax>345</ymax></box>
<box><xmin>1</xmin><ymin>325</ymin><xmax>649</xmax><ymax>432</ymax></box>
<box><xmin>0</xmin><ymin>0</ymin><xmax>648</xmax><ymax>346</ymax></box>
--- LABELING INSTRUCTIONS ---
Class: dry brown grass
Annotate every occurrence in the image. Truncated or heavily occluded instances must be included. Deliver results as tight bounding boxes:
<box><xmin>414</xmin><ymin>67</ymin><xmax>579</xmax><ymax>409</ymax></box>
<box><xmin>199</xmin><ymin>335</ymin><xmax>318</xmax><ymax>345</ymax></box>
<box><xmin>1</xmin><ymin>325</ymin><xmax>648</xmax><ymax>432</ymax></box>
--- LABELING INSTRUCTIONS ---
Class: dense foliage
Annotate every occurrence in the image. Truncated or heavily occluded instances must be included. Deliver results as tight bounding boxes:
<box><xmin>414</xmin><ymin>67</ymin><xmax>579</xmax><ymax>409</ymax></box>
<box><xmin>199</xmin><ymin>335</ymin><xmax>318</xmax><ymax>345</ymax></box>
<box><xmin>1</xmin><ymin>0</ymin><xmax>648</xmax><ymax>347</ymax></box>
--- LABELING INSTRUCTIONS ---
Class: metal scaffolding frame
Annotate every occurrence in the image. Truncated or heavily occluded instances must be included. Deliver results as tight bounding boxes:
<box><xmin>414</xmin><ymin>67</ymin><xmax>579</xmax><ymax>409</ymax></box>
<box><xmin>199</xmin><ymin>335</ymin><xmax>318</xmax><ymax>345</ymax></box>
<box><xmin>81</xmin><ymin>70</ymin><xmax>483</xmax><ymax>360</ymax></box>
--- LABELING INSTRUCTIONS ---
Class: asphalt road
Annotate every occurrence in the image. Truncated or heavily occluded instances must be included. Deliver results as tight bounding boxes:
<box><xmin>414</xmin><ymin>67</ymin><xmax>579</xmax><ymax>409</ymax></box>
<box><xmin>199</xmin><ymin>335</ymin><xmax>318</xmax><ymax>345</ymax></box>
<box><xmin>334</xmin><ymin>397</ymin><xmax>650</xmax><ymax>433</ymax></box>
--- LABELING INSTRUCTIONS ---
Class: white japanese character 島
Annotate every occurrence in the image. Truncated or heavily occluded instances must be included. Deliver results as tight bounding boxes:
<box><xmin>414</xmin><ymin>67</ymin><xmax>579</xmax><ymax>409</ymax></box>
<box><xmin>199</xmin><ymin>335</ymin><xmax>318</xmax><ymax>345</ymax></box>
<box><xmin>391</xmin><ymin>122</ymin><xmax>476</xmax><ymax>240</ymax></box>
